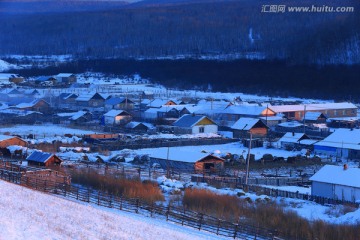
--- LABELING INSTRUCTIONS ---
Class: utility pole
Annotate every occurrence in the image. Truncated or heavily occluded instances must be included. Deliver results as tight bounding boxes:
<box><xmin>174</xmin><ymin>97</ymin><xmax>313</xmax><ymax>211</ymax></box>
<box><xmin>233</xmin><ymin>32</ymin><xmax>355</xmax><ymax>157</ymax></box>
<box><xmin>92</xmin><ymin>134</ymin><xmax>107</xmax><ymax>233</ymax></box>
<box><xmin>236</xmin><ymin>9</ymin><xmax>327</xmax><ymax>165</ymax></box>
<box><xmin>166</xmin><ymin>145</ymin><xmax>170</xmax><ymax>178</ymax></box>
<box><xmin>303</xmin><ymin>105</ymin><xmax>306</xmax><ymax>134</ymax></box>
<box><xmin>245</xmin><ymin>132</ymin><xmax>252</xmax><ymax>185</ymax></box>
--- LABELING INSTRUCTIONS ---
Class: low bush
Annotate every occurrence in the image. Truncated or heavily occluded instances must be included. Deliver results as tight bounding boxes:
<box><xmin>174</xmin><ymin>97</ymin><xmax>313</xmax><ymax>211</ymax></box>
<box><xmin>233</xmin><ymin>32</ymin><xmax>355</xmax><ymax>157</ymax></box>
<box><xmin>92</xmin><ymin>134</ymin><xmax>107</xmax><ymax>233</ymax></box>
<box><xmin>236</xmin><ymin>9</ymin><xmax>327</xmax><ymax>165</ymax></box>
<box><xmin>69</xmin><ymin>168</ymin><xmax>164</xmax><ymax>203</ymax></box>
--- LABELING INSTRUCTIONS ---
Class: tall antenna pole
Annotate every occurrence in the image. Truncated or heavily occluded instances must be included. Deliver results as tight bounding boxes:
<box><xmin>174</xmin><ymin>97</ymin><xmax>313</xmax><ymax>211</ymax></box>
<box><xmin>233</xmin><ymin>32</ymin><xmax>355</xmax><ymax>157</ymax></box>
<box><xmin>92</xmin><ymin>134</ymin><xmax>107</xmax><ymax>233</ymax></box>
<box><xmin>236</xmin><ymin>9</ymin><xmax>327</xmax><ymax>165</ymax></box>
<box><xmin>245</xmin><ymin>132</ymin><xmax>252</xmax><ymax>185</ymax></box>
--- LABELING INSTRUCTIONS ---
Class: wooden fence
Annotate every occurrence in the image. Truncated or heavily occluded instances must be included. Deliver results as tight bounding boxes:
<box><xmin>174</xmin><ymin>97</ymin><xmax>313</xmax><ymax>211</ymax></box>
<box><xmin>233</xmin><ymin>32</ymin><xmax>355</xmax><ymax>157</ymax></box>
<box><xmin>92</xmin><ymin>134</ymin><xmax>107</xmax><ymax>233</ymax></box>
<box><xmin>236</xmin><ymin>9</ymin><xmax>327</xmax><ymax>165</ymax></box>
<box><xmin>192</xmin><ymin>175</ymin><xmax>359</xmax><ymax>207</ymax></box>
<box><xmin>0</xmin><ymin>169</ymin><xmax>282</xmax><ymax>240</ymax></box>
<box><xmin>192</xmin><ymin>175</ymin><xmax>305</xmax><ymax>187</ymax></box>
<box><xmin>91</xmin><ymin>138</ymin><xmax>238</xmax><ymax>151</ymax></box>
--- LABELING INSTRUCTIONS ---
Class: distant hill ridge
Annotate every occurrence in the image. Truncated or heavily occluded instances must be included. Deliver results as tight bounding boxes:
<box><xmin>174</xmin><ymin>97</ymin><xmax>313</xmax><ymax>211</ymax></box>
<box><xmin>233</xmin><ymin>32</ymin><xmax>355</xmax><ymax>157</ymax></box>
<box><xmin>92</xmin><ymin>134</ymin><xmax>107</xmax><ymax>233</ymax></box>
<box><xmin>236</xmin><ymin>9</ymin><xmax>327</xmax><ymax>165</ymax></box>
<box><xmin>0</xmin><ymin>0</ymin><xmax>359</xmax><ymax>65</ymax></box>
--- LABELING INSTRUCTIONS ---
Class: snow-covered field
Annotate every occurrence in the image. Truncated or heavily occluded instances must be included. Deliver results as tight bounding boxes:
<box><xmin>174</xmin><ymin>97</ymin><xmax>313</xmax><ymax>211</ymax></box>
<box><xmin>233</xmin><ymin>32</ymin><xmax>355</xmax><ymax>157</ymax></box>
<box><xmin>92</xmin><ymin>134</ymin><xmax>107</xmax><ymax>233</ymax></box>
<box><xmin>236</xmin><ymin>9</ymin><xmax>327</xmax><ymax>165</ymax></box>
<box><xmin>0</xmin><ymin>180</ymin><xmax>227</xmax><ymax>240</ymax></box>
<box><xmin>0</xmin><ymin>124</ymin><xmax>95</xmax><ymax>137</ymax></box>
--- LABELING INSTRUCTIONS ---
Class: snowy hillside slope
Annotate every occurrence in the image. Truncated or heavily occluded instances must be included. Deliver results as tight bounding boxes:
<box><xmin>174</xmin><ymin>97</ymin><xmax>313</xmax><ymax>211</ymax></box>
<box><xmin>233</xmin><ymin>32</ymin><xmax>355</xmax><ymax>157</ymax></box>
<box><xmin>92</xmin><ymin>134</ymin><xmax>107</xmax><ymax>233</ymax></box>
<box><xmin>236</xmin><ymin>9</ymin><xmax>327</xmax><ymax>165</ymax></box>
<box><xmin>0</xmin><ymin>180</ymin><xmax>226</xmax><ymax>240</ymax></box>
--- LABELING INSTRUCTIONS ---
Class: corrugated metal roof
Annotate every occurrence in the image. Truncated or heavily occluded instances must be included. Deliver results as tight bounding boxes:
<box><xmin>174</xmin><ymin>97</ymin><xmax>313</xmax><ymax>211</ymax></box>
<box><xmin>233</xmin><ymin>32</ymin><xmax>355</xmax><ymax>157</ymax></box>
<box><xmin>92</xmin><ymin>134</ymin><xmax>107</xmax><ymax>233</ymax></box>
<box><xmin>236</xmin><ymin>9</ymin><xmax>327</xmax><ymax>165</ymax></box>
<box><xmin>26</xmin><ymin>151</ymin><xmax>53</xmax><ymax>163</ymax></box>
<box><xmin>173</xmin><ymin>114</ymin><xmax>205</xmax><ymax>128</ymax></box>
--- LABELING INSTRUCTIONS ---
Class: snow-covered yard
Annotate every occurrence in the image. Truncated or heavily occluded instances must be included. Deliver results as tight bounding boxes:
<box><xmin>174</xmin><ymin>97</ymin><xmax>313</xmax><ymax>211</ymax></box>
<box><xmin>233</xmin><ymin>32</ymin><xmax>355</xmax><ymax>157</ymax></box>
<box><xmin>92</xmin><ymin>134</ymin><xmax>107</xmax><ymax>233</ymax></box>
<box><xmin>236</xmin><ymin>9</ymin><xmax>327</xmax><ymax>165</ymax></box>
<box><xmin>0</xmin><ymin>124</ymin><xmax>96</xmax><ymax>137</ymax></box>
<box><xmin>0</xmin><ymin>180</ymin><xmax>226</xmax><ymax>240</ymax></box>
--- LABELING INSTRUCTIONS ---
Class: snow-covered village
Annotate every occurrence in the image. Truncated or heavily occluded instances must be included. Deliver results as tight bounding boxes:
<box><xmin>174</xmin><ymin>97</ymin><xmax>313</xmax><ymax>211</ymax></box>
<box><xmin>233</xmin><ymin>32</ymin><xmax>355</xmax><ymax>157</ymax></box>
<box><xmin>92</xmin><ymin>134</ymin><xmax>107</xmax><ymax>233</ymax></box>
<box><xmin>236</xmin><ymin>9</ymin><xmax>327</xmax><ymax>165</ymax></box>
<box><xmin>1</xmin><ymin>0</ymin><xmax>360</xmax><ymax>239</ymax></box>
<box><xmin>0</xmin><ymin>57</ymin><xmax>360</xmax><ymax>239</ymax></box>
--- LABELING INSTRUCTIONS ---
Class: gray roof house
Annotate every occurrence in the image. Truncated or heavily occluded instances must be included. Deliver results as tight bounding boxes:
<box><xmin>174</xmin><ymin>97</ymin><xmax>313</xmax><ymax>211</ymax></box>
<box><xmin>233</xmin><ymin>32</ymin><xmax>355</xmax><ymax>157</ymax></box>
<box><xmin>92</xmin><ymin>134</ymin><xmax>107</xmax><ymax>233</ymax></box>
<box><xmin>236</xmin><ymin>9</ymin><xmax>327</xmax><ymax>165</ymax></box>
<box><xmin>173</xmin><ymin>114</ymin><xmax>218</xmax><ymax>134</ymax></box>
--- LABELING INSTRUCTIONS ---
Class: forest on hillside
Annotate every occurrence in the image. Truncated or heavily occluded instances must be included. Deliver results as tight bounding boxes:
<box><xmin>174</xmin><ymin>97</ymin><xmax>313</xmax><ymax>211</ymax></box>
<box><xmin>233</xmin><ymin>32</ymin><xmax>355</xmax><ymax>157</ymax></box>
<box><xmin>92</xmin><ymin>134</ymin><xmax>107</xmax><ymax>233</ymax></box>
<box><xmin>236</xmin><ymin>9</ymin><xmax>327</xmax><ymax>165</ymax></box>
<box><xmin>0</xmin><ymin>0</ymin><xmax>359</xmax><ymax>65</ymax></box>
<box><xmin>11</xmin><ymin>59</ymin><xmax>360</xmax><ymax>101</ymax></box>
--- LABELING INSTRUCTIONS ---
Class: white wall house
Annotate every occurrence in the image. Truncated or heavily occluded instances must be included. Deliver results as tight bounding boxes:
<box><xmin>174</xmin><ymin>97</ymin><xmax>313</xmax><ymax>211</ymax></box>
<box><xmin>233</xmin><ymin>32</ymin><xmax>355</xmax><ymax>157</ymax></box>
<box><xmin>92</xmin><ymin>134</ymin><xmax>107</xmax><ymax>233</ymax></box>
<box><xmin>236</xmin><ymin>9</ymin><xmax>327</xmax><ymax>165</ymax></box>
<box><xmin>103</xmin><ymin>110</ymin><xmax>132</xmax><ymax>125</ymax></box>
<box><xmin>173</xmin><ymin>114</ymin><xmax>218</xmax><ymax>134</ymax></box>
<box><xmin>309</xmin><ymin>165</ymin><xmax>360</xmax><ymax>202</ymax></box>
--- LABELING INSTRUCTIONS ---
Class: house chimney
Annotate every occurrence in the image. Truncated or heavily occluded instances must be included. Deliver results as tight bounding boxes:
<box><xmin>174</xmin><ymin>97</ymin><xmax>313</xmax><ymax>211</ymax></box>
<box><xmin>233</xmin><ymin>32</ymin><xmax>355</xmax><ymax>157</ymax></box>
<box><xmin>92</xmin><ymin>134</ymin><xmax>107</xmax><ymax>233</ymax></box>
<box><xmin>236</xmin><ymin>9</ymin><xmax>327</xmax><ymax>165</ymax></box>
<box><xmin>343</xmin><ymin>164</ymin><xmax>348</xmax><ymax>170</ymax></box>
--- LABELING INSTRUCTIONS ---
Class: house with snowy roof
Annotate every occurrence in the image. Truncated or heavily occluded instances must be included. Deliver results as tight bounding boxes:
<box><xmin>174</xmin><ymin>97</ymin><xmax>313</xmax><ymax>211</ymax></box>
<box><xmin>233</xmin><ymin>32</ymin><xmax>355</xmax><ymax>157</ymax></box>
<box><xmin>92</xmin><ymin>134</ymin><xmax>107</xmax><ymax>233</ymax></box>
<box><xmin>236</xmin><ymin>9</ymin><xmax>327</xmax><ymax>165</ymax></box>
<box><xmin>105</xmin><ymin>97</ymin><xmax>135</xmax><ymax>110</ymax></box>
<box><xmin>23</xmin><ymin>89</ymin><xmax>41</xmax><ymax>97</ymax></box>
<box><xmin>102</xmin><ymin>110</ymin><xmax>132</xmax><ymax>125</ymax></box>
<box><xmin>269</xmin><ymin>102</ymin><xmax>357</xmax><ymax>121</ymax></box>
<box><xmin>146</xmin><ymin>99</ymin><xmax>177</xmax><ymax>108</ymax></box>
<box><xmin>55</xmin><ymin>73</ymin><xmax>76</xmax><ymax>85</ymax></box>
<box><xmin>231</xmin><ymin>117</ymin><xmax>268</xmax><ymax>138</ymax></box>
<box><xmin>302</xmin><ymin>112</ymin><xmax>327</xmax><ymax>123</ymax></box>
<box><xmin>259</xmin><ymin>115</ymin><xmax>285</xmax><ymax>127</ymax></box>
<box><xmin>149</xmin><ymin>148</ymin><xmax>224</xmax><ymax>172</ymax></box>
<box><xmin>310</xmin><ymin>164</ymin><xmax>360</xmax><ymax>202</ymax></box>
<box><xmin>26</xmin><ymin>151</ymin><xmax>63</xmax><ymax>167</ymax></box>
<box><xmin>278</xmin><ymin>132</ymin><xmax>317</xmax><ymax>150</ymax></box>
<box><xmin>125</xmin><ymin>121</ymin><xmax>154</xmax><ymax>133</ymax></box>
<box><xmin>55</xmin><ymin>111</ymin><xmax>92</xmax><ymax>125</ymax></box>
<box><xmin>36</xmin><ymin>76</ymin><xmax>56</xmax><ymax>86</ymax></box>
<box><xmin>0</xmin><ymin>73</ymin><xmax>24</xmax><ymax>84</ymax></box>
<box><xmin>13</xmin><ymin>99</ymin><xmax>50</xmax><ymax>113</ymax></box>
<box><xmin>75</xmin><ymin>92</ymin><xmax>106</xmax><ymax>108</ymax></box>
<box><xmin>0</xmin><ymin>109</ymin><xmax>43</xmax><ymax>124</ymax></box>
<box><xmin>216</xmin><ymin>105</ymin><xmax>275</xmax><ymax>127</ymax></box>
<box><xmin>0</xmin><ymin>135</ymin><xmax>27</xmax><ymax>148</ymax></box>
<box><xmin>314</xmin><ymin>128</ymin><xmax>360</xmax><ymax>160</ymax></box>
<box><xmin>172</xmin><ymin>114</ymin><xmax>218</xmax><ymax>134</ymax></box>
<box><xmin>143</xmin><ymin>105</ymin><xmax>194</xmax><ymax>121</ymax></box>
<box><xmin>275</xmin><ymin>121</ymin><xmax>304</xmax><ymax>134</ymax></box>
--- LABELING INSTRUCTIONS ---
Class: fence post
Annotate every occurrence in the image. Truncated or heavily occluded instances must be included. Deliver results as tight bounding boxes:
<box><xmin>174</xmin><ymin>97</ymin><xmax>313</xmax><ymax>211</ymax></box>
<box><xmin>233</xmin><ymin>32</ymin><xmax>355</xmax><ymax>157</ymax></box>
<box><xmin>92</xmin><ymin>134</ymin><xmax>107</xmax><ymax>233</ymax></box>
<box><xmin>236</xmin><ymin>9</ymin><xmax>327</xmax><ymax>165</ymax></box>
<box><xmin>44</xmin><ymin>180</ymin><xmax>47</xmax><ymax>192</ymax></box>
<box><xmin>182</xmin><ymin>208</ymin><xmax>185</xmax><ymax>226</ymax></box>
<box><xmin>166</xmin><ymin>205</ymin><xmax>170</xmax><ymax>221</ymax></box>
<box><xmin>150</xmin><ymin>202</ymin><xmax>154</xmax><ymax>217</ymax></box>
<box><xmin>216</xmin><ymin>219</ymin><xmax>221</xmax><ymax>235</ymax></box>
<box><xmin>135</xmin><ymin>198</ymin><xmax>139</xmax><ymax>213</ymax></box>
<box><xmin>87</xmin><ymin>188</ymin><xmax>90</xmax><ymax>203</ymax></box>
<box><xmin>97</xmin><ymin>192</ymin><xmax>100</xmax><ymax>205</ymax></box>
<box><xmin>76</xmin><ymin>188</ymin><xmax>79</xmax><ymax>200</ymax></box>
<box><xmin>233</xmin><ymin>224</ymin><xmax>238</xmax><ymax>239</ymax></box>
<box><xmin>120</xmin><ymin>195</ymin><xmax>123</xmax><ymax>210</ymax></box>
<box><xmin>109</xmin><ymin>195</ymin><xmax>112</xmax><ymax>208</ymax></box>
<box><xmin>198</xmin><ymin>213</ymin><xmax>203</xmax><ymax>230</ymax></box>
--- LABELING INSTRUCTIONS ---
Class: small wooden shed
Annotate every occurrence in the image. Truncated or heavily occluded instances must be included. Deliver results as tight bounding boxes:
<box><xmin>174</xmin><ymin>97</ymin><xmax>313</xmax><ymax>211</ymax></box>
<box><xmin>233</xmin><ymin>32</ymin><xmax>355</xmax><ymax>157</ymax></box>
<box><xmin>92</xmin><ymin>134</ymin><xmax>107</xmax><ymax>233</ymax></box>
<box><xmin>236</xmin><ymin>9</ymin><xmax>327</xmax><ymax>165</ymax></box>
<box><xmin>231</xmin><ymin>117</ymin><xmax>268</xmax><ymax>138</ymax></box>
<box><xmin>150</xmin><ymin>148</ymin><xmax>224</xmax><ymax>173</ymax></box>
<box><xmin>26</xmin><ymin>151</ymin><xmax>63</xmax><ymax>167</ymax></box>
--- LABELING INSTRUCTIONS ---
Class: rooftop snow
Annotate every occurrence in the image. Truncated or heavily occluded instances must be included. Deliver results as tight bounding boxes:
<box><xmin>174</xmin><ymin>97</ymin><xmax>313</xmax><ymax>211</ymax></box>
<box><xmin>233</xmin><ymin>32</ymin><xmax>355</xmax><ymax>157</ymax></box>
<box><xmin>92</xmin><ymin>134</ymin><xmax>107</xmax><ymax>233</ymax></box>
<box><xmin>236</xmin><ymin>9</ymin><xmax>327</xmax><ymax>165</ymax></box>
<box><xmin>315</xmin><ymin>128</ymin><xmax>360</xmax><ymax>150</ymax></box>
<box><xmin>310</xmin><ymin>165</ymin><xmax>360</xmax><ymax>188</ymax></box>
<box><xmin>231</xmin><ymin>117</ymin><xmax>263</xmax><ymax>130</ymax></box>
<box><xmin>270</xmin><ymin>102</ymin><xmax>357</xmax><ymax>113</ymax></box>
<box><xmin>103</xmin><ymin>109</ymin><xmax>128</xmax><ymax>117</ymax></box>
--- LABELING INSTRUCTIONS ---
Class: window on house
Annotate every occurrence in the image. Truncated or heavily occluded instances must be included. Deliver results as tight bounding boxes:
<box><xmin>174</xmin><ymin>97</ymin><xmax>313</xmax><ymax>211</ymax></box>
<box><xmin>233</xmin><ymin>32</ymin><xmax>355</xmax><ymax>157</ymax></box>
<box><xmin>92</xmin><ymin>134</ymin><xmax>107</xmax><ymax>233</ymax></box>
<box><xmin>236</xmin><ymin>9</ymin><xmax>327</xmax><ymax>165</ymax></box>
<box><xmin>199</xmin><ymin>126</ymin><xmax>205</xmax><ymax>133</ymax></box>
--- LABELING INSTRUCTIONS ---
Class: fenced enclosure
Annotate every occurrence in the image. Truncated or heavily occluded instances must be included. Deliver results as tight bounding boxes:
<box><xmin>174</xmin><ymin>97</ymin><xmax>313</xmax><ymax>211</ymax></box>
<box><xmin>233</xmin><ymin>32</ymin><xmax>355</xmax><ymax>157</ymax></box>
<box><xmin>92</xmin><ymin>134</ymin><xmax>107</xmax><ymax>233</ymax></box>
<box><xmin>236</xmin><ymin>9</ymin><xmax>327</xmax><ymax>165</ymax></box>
<box><xmin>0</xmin><ymin>168</ymin><xmax>282</xmax><ymax>240</ymax></box>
